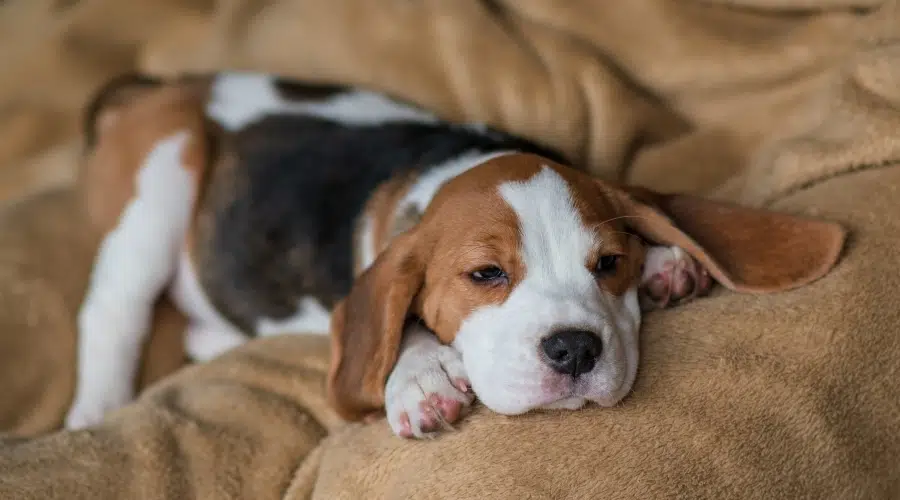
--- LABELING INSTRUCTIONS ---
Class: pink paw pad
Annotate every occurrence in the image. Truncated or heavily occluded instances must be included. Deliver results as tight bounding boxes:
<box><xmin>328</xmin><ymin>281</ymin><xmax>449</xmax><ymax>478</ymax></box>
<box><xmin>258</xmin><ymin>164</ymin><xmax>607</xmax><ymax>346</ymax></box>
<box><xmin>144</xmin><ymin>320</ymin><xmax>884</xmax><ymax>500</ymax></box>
<box><xmin>640</xmin><ymin>246</ymin><xmax>712</xmax><ymax>309</ymax></box>
<box><xmin>416</xmin><ymin>394</ymin><xmax>464</xmax><ymax>433</ymax></box>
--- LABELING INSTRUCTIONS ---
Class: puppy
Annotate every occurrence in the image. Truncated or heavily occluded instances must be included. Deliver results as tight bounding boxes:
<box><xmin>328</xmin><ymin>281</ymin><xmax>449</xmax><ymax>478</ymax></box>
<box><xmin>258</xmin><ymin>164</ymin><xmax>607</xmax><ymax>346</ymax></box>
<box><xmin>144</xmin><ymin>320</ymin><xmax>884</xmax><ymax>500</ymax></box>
<box><xmin>66</xmin><ymin>72</ymin><xmax>846</xmax><ymax>437</ymax></box>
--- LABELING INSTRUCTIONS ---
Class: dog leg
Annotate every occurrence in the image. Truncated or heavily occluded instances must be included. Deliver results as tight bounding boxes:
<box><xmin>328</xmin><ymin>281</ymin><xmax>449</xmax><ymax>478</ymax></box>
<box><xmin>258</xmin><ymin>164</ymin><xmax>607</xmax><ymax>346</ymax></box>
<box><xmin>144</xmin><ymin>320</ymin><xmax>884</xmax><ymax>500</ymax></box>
<box><xmin>384</xmin><ymin>323</ymin><xmax>474</xmax><ymax>439</ymax></box>
<box><xmin>639</xmin><ymin>245</ymin><xmax>712</xmax><ymax>311</ymax></box>
<box><xmin>66</xmin><ymin>132</ymin><xmax>199</xmax><ymax>429</ymax></box>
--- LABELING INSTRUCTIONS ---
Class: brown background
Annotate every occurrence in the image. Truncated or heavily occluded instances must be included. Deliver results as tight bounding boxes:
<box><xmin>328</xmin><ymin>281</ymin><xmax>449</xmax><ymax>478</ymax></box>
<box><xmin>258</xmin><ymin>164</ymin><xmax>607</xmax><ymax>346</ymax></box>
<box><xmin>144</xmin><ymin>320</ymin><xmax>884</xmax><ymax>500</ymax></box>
<box><xmin>1</xmin><ymin>1</ymin><xmax>899</xmax><ymax>498</ymax></box>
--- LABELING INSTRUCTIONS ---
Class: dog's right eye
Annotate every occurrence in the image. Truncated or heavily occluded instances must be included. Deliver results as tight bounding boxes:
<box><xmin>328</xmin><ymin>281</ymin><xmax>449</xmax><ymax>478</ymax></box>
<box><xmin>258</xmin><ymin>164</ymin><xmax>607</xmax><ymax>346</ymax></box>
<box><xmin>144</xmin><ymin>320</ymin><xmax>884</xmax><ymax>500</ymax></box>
<box><xmin>470</xmin><ymin>266</ymin><xmax>507</xmax><ymax>283</ymax></box>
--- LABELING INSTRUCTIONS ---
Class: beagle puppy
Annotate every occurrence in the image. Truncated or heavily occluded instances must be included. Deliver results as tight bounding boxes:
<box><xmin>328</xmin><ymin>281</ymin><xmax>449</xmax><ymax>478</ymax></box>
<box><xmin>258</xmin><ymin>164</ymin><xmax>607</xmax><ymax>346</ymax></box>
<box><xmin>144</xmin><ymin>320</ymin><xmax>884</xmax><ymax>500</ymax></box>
<box><xmin>66</xmin><ymin>72</ymin><xmax>846</xmax><ymax>437</ymax></box>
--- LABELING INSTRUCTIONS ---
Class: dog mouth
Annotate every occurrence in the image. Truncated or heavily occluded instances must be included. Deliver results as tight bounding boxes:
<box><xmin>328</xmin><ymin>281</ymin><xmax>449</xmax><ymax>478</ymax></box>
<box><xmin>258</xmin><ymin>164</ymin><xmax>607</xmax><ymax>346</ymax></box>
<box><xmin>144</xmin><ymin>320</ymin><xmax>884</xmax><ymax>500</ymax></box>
<box><xmin>538</xmin><ymin>395</ymin><xmax>587</xmax><ymax>411</ymax></box>
<box><xmin>534</xmin><ymin>369</ymin><xmax>629</xmax><ymax>410</ymax></box>
<box><xmin>475</xmin><ymin>366</ymin><xmax>631</xmax><ymax>415</ymax></box>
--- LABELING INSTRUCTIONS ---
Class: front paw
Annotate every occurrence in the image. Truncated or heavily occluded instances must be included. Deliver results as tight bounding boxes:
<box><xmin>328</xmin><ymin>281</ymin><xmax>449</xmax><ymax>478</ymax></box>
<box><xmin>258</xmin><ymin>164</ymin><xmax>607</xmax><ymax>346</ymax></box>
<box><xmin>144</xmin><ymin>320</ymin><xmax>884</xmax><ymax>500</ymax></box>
<box><xmin>384</xmin><ymin>344</ymin><xmax>474</xmax><ymax>439</ymax></box>
<box><xmin>640</xmin><ymin>246</ymin><xmax>712</xmax><ymax>310</ymax></box>
<box><xmin>65</xmin><ymin>385</ymin><xmax>133</xmax><ymax>430</ymax></box>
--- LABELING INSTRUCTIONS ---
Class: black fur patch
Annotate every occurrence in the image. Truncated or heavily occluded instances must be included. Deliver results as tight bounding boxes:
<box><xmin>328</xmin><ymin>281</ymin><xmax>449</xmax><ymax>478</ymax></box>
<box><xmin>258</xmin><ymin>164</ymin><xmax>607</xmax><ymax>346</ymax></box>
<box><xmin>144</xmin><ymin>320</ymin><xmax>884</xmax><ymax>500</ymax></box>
<box><xmin>196</xmin><ymin>114</ymin><xmax>566</xmax><ymax>333</ymax></box>
<box><xmin>273</xmin><ymin>78</ymin><xmax>350</xmax><ymax>101</ymax></box>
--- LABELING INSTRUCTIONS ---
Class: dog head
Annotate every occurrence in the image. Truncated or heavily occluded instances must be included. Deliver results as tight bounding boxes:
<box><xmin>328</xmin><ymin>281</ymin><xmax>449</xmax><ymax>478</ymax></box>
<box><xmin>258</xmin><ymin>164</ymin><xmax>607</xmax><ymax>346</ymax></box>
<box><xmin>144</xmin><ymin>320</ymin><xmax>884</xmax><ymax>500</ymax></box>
<box><xmin>328</xmin><ymin>153</ymin><xmax>846</xmax><ymax>420</ymax></box>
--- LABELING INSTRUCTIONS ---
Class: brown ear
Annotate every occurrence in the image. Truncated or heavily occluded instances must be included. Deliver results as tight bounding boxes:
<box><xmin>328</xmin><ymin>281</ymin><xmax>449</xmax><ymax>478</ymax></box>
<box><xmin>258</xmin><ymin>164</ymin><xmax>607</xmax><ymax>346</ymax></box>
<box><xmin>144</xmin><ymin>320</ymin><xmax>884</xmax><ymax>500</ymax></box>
<box><xmin>327</xmin><ymin>231</ymin><xmax>427</xmax><ymax>421</ymax></box>
<box><xmin>606</xmin><ymin>183</ymin><xmax>847</xmax><ymax>293</ymax></box>
<box><xmin>83</xmin><ymin>73</ymin><xmax>164</xmax><ymax>148</ymax></box>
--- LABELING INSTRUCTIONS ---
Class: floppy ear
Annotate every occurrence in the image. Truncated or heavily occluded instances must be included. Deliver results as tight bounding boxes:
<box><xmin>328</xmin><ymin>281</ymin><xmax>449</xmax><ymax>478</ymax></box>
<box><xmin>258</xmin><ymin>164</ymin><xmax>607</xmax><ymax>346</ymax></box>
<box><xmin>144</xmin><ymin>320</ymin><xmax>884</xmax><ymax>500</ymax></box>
<box><xmin>605</xmin><ymin>183</ymin><xmax>847</xmax><ymax>293</ymax></box>
<box><xmin>83</xmin><ymin>73</ymin><xmax>163</xmax><ymax>148</ymax></box>
<box><xmin>327</xmin><ymin>230</ymin><xmax>427</xmax><ymax>421</ymax></box>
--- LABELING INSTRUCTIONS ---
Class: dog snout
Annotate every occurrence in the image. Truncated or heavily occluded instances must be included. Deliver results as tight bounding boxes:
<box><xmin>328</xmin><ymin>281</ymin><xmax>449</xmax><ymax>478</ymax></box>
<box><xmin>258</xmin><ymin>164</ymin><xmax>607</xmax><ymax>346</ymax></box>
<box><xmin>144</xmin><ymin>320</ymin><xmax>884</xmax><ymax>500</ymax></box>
<box><xmin>540</xmin><ymin>330</ymin><xmax>603</xmax><ymax>377</ymax></box>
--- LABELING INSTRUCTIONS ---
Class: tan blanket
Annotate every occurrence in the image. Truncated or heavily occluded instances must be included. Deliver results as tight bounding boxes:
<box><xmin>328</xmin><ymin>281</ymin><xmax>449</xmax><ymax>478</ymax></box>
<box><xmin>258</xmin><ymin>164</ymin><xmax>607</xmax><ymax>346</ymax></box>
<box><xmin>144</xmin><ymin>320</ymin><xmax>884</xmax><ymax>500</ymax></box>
<box><xmin>2</xmin><ymin>0</ymin><xmax>900</xmax><ymax>498</ymax></box>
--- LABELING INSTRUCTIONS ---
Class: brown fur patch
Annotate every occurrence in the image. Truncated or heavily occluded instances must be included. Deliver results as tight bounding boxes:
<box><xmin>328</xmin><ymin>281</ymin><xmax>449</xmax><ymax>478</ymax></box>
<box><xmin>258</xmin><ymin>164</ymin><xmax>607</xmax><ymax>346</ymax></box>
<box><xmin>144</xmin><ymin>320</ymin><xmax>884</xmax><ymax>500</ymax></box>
<box><xmin>79</xmin><ymin>78</ymin><xmax>212</xmax><ymax>237</ymax></box>
<box><xmin>354</xmin><ymin>172</ymin><xmax>418</xmax><ymax>276</ymax></box>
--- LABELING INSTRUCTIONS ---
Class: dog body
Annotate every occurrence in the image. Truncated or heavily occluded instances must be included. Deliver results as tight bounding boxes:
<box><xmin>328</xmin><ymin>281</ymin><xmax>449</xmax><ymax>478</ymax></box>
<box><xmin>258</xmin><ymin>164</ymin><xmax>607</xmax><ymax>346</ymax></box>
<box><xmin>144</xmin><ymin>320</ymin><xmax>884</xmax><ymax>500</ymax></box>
<box><xmin>67</xmin><ymin>72</ymin><xmax>846</xmax><ymax>437</ymax></box>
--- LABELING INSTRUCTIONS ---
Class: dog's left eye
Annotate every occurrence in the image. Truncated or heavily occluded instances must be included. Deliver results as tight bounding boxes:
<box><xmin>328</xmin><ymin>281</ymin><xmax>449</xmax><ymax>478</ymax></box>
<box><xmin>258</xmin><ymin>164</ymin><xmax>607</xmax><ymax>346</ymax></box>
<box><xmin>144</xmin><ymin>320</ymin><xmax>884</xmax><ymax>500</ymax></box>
<box><xmin>470</xmin><ymin>266</ymin><xmax>507</xmax><ymax>283</ymax></box>
<box><xmin>594</xmin><ymin>255</ymin><xmax>620</xmax><ymax>275</ymax></box>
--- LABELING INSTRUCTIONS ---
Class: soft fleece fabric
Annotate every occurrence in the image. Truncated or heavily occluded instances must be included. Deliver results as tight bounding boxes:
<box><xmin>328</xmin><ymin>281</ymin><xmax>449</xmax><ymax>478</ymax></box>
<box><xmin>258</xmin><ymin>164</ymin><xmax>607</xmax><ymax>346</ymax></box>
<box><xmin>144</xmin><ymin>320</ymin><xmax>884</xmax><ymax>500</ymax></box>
<box><xmin>1</xmin><ymin>0</ymin><xmax>899</xmax><ymax>498</ymax></box>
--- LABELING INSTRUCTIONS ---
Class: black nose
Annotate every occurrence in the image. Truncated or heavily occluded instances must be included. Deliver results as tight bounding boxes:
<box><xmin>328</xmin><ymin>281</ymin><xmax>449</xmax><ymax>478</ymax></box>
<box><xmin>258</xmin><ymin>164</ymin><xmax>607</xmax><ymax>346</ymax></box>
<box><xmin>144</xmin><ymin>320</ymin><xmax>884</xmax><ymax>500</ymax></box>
<box><xmin>540</xmin><ymin>330</ymin><xmax>603</xmax><ymax>377</ymax></box>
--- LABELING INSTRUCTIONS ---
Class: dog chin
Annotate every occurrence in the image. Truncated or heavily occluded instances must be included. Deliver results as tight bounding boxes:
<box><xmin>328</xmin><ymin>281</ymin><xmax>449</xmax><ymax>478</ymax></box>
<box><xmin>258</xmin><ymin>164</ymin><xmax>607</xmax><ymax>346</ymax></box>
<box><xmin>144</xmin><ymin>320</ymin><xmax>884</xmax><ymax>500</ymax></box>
<box><xmin>476</xmin><ymin>371</ymin><xmax>632</xmax><ymax>415</ymax></box>
<box><xmin>533</xmin><ymin>390</ymin><xmax>628</xmax><ymax>413</ymax></box>
<box><xmin>531</xmin><ymin>378</ymin><xmax>634</xmax><ymax>413</ymax></box>
<box><xmin>539</xmin><ymin>396</ymin><xmax>588</xmax><ymax>411</ymax></box>
<box><xmin>536</xmin><ymin>386</ymin><xmax>629</xmax><ymax>412</ymax></box>
<box><xmin>478</xmin><ymin>382</ymin><xmax>630</xmax><ymax>415</ymax></box>
<box><xmin>581</xmin><ymin>374</ymin><xmax>637</xmax><ymax>408</ymax></box>
<box><xmin>482</xmin><ymin>385</ymin><xmax>586</xmax><ymax>415</ymax></box>
<box><xmin>475</xmin><ymin>382</ymin><xmax>575</xmax><ymax>415</ymax></box>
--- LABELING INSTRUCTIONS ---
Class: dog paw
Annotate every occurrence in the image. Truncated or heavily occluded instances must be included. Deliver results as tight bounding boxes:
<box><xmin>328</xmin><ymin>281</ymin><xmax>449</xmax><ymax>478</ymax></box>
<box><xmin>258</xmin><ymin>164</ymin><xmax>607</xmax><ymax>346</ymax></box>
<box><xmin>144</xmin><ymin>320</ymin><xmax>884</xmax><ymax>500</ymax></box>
<box><xmin>65</xmin><ymin>385</ymin><xmax>133</xmax><ymax>430</ymax></box>
<box><xmin>384</xmin><ymin>343</ymin><xmax>474</xmax><ymax>439</ymax></box>
<box><xmin>639</xmin><ymin>246</ymin><xmax>712</xmax><ymax>310</ymax></box>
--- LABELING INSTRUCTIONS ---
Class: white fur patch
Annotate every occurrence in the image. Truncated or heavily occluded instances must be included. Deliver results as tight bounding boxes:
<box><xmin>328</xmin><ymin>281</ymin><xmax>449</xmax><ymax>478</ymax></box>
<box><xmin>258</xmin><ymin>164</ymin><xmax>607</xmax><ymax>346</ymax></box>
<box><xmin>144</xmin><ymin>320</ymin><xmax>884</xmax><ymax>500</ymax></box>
<box><xmin>398</xmin><ymin>150</ymin><xmax>514</xmax><ymax>215</ymax></box>
<box><xmin>501</xmin><ymin>167</ymin><xmax>598</xmax><ymax>287</ymax></box>
<box><xmin>452</xmin><ymin>166</ymin><xmax>641</xmax><ymax>415</ymax></box>
<box><xmin>67</xmin><ymin>132</ymin><xmax>197</xmax><ymax>429</ymax></box>
<box><xmin>255</xmin><ymin>296</ymin><xmax>331</xmax><ymax>336</ymax></box>
<box><xmin>358</xmin><ymin>213</ymin><xmax>379</xmax><ymax>272</ymax></box>
<box><xmin>207</xmin><ymin>72</ymin><xmax>439</xmax><ymax>131</ymax></box>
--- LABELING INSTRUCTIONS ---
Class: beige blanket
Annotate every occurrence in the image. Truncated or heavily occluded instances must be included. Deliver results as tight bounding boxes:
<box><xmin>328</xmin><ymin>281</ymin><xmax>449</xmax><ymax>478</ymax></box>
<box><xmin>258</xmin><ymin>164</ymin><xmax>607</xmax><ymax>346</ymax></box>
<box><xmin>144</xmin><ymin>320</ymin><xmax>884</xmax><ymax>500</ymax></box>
<box><xmin>1</xmin><ymin>0</ymin><xmax>899</xmax><ymax>498</ymax></box>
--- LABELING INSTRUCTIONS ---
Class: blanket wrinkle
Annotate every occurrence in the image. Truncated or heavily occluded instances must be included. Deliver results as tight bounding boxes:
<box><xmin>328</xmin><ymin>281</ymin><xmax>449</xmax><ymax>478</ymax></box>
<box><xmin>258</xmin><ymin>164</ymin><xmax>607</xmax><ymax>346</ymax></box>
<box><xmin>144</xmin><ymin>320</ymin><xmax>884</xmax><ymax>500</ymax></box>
<box><xmin>1</xmin><ymin>0</ymin><xmax>900</xmax><ymax>498</ymax></box>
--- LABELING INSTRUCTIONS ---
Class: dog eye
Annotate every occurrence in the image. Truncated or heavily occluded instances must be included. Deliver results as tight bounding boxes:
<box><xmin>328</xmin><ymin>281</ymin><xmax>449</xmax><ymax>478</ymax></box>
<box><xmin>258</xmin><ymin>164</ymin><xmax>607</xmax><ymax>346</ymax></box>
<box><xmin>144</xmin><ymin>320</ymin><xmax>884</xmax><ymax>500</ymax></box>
<box><xmin>470</xmin><ymin>266</ymin><xmax>507</xmax><ymax>283</ymax></box>
<box><xmin>594</xmin><ymin>255</ymin><xmax>620</xmax><ymax>275</ymax></box>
